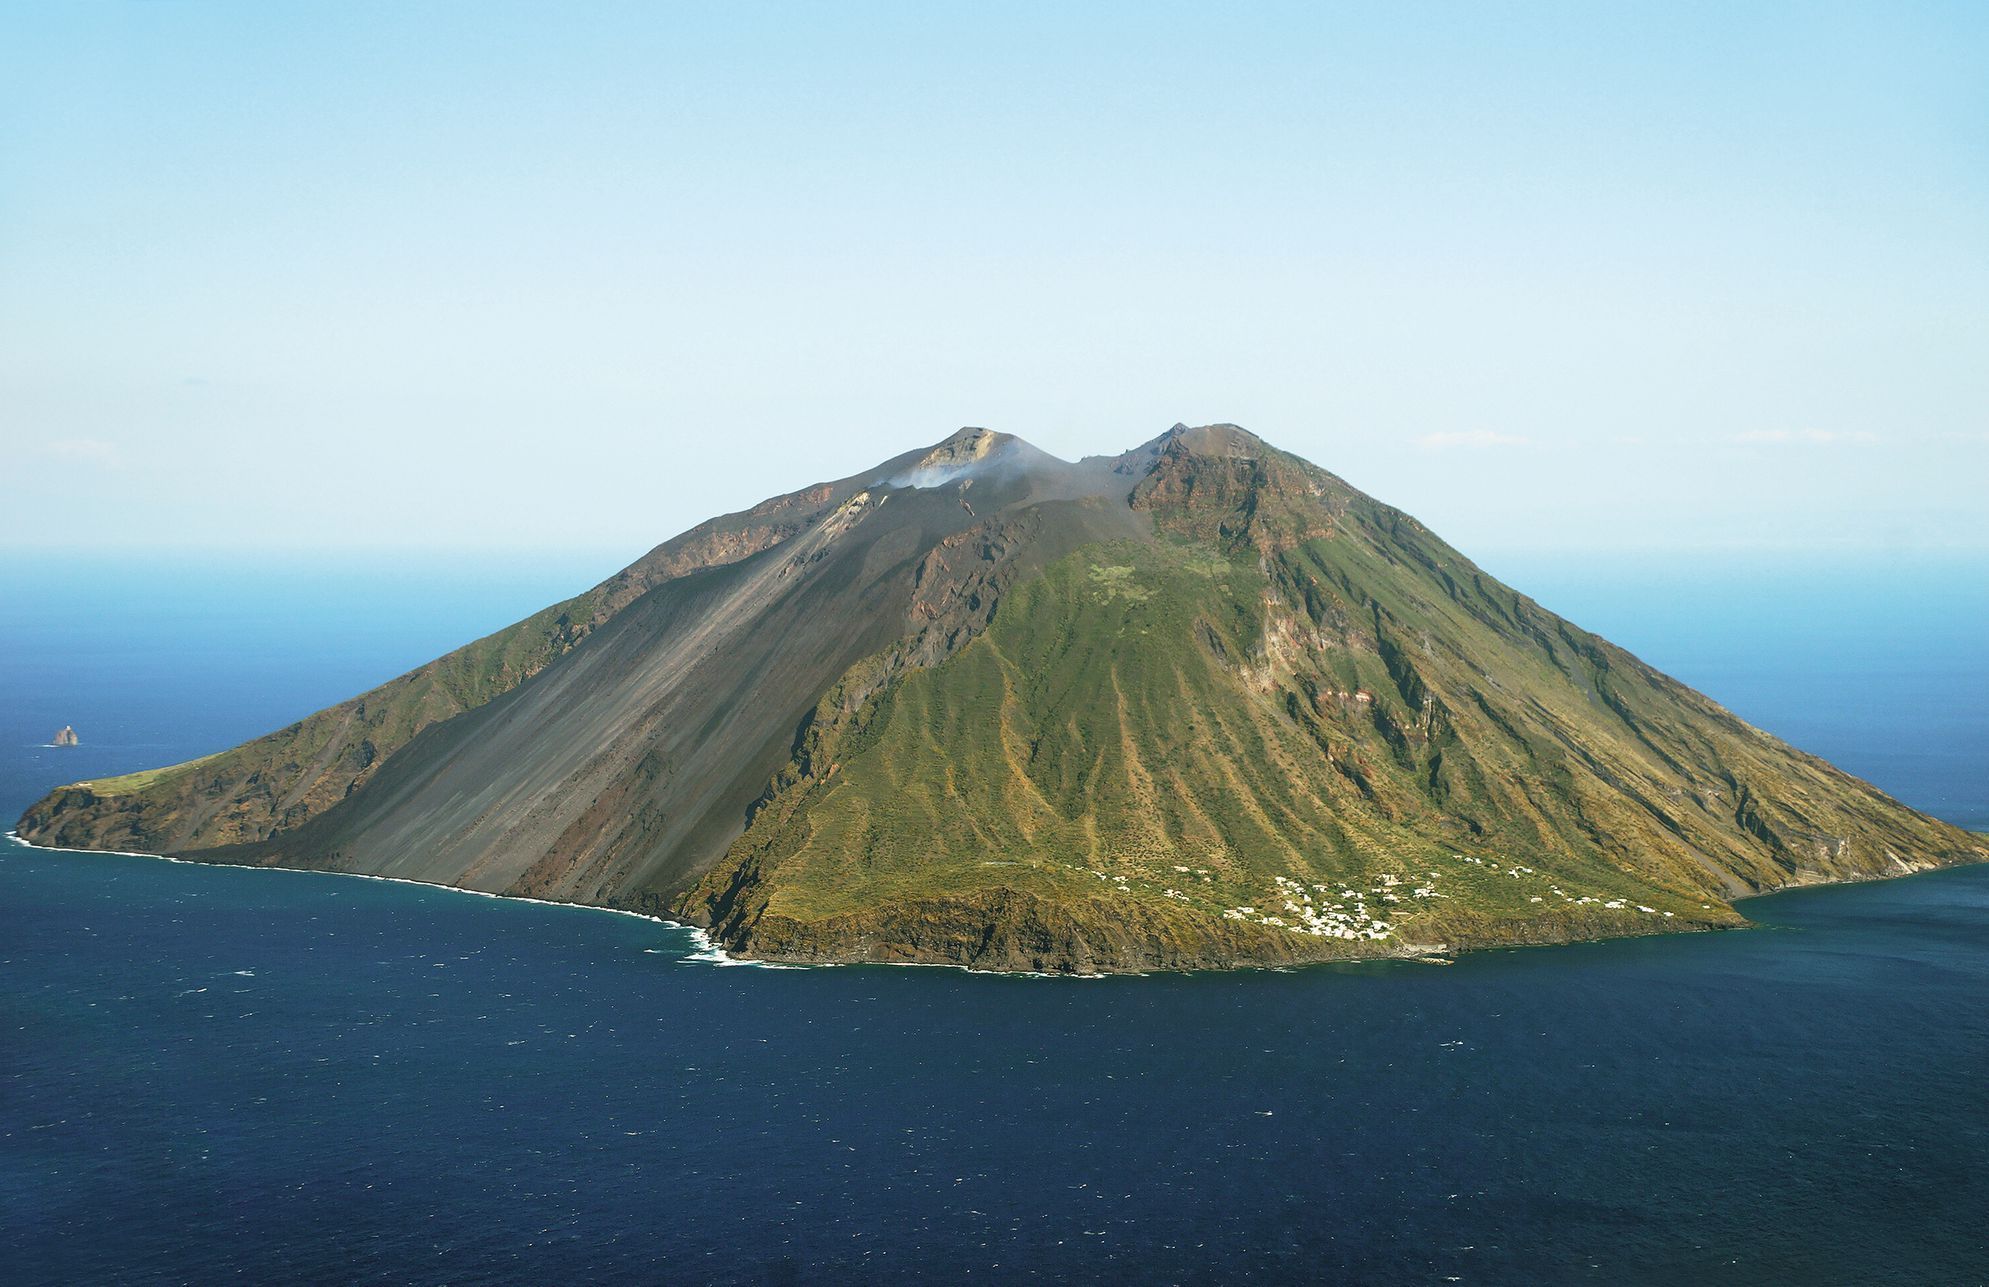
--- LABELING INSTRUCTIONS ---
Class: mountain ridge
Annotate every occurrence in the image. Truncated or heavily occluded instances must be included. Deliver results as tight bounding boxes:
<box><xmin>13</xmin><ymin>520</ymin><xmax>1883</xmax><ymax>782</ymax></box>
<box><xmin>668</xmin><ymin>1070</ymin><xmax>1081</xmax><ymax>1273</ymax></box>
<box><xmin>21</xmin><ymin>425</ymin><xmax>1984</xmax><ymax>972</ymax></box>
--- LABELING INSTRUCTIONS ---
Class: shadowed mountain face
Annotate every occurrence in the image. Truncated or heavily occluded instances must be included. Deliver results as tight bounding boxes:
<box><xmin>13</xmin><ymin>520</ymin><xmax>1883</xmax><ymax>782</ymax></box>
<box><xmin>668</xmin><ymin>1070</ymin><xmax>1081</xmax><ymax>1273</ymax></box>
<box><xmin>21</xmin><ymin>426</ymin><xmax>1984</xmax><ymax>972</ymax></box>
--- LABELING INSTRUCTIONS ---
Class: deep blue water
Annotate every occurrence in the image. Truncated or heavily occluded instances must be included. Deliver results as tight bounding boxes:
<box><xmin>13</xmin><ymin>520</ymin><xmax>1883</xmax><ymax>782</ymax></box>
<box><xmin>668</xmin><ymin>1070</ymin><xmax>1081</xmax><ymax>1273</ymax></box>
<box><xmin>2</xmin><ymin>553</ymin><xmax>1986</xmax><ymax>1283</ymax></box>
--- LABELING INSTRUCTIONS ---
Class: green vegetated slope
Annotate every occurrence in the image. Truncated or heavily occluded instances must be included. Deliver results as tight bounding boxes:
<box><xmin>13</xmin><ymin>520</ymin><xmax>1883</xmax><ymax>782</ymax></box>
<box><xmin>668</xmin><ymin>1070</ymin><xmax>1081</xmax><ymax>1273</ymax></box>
<box><xmin>693</xmin><ymin>435</ymin><xmax>1982</xmax><ymax>971</ymax></box>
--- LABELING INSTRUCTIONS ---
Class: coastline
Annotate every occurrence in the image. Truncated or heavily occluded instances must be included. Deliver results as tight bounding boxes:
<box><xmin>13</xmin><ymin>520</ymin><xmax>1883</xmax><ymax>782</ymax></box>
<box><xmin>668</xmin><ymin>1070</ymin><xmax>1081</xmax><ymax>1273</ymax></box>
<box><xmin>4</xmin><ymin>826</ymin><xmax>1708</xmax><ymax>977</ymax></box>
<box><xmin>2</xmin><ymin>828</ymin><xmax>754</xmax><ymax>970</ymax></box>
<box><xmin>1729</xmin><ymin>841</ymin><xmax>1989</xmax><ymax>910</ymax></box>
<box><xmin>1</xmin><ymin>829</ymin><xmax>1090</xmax><ymax>977</ymax></box>
<box><xmin>15</xmin><ymin>827</ymin><xmax>1984</xmax><ymax>978</ymax></box>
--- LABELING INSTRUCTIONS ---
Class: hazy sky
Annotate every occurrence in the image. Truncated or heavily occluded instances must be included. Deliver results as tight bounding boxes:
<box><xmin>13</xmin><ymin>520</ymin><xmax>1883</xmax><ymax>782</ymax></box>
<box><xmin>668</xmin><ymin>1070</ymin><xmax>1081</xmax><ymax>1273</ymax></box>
<box><xmin>4</xmin><ymin>2</ymin><xmax>1985</xmax><ymax>561</ymax></box>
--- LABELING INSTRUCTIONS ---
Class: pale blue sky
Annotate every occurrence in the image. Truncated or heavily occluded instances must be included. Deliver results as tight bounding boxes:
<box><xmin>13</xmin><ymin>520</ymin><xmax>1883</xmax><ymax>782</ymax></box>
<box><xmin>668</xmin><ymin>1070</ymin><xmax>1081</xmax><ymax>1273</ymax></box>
<box><xmin>3</xmin><ymin>2</ymin><xmax>1985</xmax><ymax>558</ymax></box>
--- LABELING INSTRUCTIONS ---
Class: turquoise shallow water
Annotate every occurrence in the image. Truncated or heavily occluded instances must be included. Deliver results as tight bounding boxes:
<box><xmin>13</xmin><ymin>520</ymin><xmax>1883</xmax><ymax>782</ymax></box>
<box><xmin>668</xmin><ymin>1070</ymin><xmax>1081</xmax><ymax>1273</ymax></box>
<box><xmin>1</xmin><ymin>554</ymin><xmax>1985</xmax><ymax>1283</ymax></box>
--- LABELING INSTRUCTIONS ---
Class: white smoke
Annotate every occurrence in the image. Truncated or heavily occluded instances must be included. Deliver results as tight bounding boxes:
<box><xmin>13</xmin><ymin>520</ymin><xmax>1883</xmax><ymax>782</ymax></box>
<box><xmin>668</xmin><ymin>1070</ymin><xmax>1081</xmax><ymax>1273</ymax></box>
<box><xmin>883</xmin><ymin>460</ymin><xmax>981</xmax><ymax>490</ymax></box>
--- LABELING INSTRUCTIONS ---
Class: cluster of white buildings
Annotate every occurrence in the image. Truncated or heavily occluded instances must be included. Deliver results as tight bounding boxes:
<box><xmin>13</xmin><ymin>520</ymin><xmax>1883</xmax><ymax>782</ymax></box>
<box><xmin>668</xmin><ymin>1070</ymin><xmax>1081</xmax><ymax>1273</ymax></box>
<box><xmin>1222</xmin><ymin>873</ymin><xmax>1401</xmax><ymax>941</ymax></box>
<box><xmin>1071</xmin><ymin>846</ymin><xmax>1679</xmax><ymax>940</ymax></box>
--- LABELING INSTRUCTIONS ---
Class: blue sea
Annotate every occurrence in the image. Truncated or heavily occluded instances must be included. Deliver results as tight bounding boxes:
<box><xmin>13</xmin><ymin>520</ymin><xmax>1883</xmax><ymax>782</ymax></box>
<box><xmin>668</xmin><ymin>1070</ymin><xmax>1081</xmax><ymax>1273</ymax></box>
<box><xmin>2</xmin><ymin>551</ymin><xmax>1985</xmax><ymax>1284</ymax></box>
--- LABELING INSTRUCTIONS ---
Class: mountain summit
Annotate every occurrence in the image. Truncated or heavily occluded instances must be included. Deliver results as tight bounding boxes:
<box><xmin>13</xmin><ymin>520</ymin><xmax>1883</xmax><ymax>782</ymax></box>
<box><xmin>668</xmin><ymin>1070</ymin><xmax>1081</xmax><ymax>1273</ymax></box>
<box><xmin>21</xmin><ymin>427</ymin><xmax>1982</xmax><ymax>971</ymax></box>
